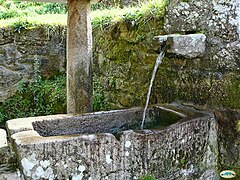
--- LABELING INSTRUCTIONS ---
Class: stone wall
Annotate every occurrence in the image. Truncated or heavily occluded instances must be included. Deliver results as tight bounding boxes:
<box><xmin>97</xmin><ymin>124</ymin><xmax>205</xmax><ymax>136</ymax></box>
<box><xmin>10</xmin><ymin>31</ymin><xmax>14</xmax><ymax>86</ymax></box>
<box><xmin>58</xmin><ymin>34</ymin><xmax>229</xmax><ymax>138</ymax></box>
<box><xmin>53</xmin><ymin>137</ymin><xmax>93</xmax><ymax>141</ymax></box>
<box><xmin>159</xmin><ymin>0</ymin><xmax>240</xmax><ymax>109</ymax></box>
<box><xmin>0</xmin><ymin>0</ymin><xmax>239</xmax><ymax>110</ymax></box>
<box><xmin>93</xmin><ymin>0</ymin><xmax>240</xmax><ymax>109</ymax></box>
<box><xmin>0</xmin><ymin>26</ymin><xmax>66</xmax><ymax>101</ymax></box>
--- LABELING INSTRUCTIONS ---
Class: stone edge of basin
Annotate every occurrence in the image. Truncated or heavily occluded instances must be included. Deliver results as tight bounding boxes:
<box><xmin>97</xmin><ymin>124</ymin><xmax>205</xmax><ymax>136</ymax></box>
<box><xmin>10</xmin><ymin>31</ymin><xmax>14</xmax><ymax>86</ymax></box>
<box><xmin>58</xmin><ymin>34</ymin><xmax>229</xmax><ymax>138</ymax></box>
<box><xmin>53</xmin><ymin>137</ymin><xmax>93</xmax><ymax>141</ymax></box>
<box><xmin>155</xmin><ymin>34</ymin><xmax>206</xmax><ymax>58</ymax></box>
<box><xmin>6</xmin><ymin>104</ymin><xmax>210</xmax><ymax>146</ymax></box>
<box><xmin>0</xmin><ymin>128</ymin><xmax>7</xmax><ymax>148</ymax></box>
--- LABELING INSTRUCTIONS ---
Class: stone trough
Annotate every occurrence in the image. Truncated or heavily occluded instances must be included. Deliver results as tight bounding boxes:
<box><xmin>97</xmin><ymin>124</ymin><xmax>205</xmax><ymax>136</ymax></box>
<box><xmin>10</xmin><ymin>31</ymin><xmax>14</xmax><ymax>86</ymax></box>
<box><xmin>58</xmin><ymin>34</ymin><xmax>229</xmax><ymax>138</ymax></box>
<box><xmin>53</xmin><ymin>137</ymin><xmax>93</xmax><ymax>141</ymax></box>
<box><xmin>6</xmin><ymin>104</ymin><xmax>218</xmax><ymax>179</ymax></box>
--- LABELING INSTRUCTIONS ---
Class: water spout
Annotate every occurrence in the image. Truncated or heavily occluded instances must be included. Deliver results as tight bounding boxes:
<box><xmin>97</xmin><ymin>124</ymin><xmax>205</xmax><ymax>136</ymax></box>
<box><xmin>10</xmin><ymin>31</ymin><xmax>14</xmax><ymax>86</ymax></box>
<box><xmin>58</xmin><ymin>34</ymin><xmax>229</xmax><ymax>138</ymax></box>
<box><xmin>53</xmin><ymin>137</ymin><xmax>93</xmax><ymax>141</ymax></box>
<box><xmin>141</xmin><ymin>44</ymin><xmax>167</xmax><ymax>129</ymax></box>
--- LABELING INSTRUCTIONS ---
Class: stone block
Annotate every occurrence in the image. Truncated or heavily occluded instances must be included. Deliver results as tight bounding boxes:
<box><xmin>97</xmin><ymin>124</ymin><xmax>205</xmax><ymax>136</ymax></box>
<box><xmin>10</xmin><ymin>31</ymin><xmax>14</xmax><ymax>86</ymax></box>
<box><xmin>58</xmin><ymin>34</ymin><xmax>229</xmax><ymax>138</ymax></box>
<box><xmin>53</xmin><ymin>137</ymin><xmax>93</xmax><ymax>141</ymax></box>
<box><xmin>157</xmin><ymin>34</ymin><xmax>206</xmax><ymax>58</ymax></box>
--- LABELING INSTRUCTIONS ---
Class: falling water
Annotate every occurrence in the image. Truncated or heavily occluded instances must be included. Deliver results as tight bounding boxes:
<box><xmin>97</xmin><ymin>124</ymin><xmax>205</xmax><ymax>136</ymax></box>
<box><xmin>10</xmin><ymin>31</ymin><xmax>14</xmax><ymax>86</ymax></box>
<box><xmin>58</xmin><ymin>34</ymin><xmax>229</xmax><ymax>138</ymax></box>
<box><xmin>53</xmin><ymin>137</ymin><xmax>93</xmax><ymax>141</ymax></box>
<box><xmin>141</xmin><ymin>50</ymin><xmax>166</xmax><ymax>129</ymax></box>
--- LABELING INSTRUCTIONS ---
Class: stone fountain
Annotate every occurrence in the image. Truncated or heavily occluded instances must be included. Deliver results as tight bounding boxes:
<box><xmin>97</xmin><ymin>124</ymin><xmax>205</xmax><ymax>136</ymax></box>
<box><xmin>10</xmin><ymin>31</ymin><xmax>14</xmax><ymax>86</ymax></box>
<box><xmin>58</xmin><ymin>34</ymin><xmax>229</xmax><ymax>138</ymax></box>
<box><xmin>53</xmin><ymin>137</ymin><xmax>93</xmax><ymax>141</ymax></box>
<box><xmin>7</xmin><ymin>103</ymin><xmax>219</xmax><ymax>179</ymax></box>
<box><xmin>3</xmin><ymin>0</ymin><xmax>223</xmax><ymax>179</ymax></box>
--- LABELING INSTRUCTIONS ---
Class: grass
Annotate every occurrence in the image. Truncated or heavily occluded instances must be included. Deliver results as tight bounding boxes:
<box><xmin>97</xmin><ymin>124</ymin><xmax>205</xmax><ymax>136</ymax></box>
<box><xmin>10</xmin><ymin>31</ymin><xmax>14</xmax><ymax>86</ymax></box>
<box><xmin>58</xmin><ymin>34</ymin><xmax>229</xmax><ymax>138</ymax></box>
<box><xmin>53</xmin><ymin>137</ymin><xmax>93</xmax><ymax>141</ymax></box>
<box><xmin>0</xmin><ymin>0</ymin><xmax>166</xmax><ymax>30</ymax></box>
<box><xmin>0</xmin><ymin>1</ymin><xmax>67</xmax><ymax>19</ymax></box>
<box><xmin>0</xmin><ymin>14</ymin><xmax>67</xmax><ymax>28</ymax></box>
<box><xmin>91</xmin><ymin>0</ymin><xmax>166</xmax><ymax>29</ymax></box>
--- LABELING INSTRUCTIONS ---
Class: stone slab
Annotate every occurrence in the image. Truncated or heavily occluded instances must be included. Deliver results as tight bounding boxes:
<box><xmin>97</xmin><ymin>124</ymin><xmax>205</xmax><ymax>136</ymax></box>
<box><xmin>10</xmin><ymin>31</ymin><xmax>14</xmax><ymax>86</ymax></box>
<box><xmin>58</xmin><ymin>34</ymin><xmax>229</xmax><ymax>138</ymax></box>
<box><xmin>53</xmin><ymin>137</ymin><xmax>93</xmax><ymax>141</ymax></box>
<box><xmin>156</xmin><ymin>34</ymin><xmax>206</xmax><ymax>58</ymax></box>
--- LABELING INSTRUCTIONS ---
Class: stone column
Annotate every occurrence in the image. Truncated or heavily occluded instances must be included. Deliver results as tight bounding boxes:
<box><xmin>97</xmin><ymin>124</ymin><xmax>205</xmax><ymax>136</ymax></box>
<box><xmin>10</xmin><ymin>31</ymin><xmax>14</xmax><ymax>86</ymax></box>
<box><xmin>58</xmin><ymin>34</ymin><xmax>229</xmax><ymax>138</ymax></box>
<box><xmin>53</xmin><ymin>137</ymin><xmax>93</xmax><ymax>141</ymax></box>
<box><xmin>67</xmin><ymin>0</ymin><xmax>92</xmax><ymax>114</ymax></box>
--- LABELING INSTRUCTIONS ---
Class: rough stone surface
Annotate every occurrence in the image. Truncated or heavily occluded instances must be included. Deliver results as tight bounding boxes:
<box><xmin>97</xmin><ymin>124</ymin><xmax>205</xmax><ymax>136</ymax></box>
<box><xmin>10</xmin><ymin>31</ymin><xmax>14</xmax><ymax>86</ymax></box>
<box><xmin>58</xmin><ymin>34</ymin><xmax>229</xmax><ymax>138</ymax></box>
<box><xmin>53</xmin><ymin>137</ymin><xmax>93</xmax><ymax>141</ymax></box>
<box><xmin>0</xmin><ymin>165</ymin><xmax>23</xmax><ymax>180</ymax></box>
<box><xmin>0</xmin><ymin>128</ymin><xmax>7</xmax><ymax>148</ymax></box>
<box><xmin>157</xmin><ymin>34</ymin><xmax>206</xmax><ymax>58</ymax></box>
<box><xmin>7</xmin><ymin>105</ymin><xmax>219</xmax><ymax>179</ymax></box>
<box><xmin>67</xmin><ymin>0</ymin><xmax>93</xmax><ymax>114</ymax></box>
<box><xmin>200</xmin><ymin>169</ymin><xmax>219</xmax><ymax>180</ymax></box>
<box><xmin>156</xmin><ymin>0</ymin><xmax>240</xmax><ymax>109</ymax></box>
<box><xmin>0</xmin><ymin>26</ymin><xmax>66</xmax><ymax>102</ymax></box>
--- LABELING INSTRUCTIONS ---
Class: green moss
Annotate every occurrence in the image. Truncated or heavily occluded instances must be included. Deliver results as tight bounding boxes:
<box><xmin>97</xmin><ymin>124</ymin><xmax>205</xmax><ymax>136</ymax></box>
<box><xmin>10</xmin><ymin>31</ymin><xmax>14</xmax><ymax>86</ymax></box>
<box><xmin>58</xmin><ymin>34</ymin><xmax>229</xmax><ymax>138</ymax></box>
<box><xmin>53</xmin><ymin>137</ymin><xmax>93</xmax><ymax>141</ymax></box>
<box><xmin>91</xmin><ymin>0</ymin><xmax>166</xmax><ymax>109</ymax></box>
<box><xmin>225</xmin><ymin>77</ymin><xmax>240</xmax><ymax>109</ymax></box>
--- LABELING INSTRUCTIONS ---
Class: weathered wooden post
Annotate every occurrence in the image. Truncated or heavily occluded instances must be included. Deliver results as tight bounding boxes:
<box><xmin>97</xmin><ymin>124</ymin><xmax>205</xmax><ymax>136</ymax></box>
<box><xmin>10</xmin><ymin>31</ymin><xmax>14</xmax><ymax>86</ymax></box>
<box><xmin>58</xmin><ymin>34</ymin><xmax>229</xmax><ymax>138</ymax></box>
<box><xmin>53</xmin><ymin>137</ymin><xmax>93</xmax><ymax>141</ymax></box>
<box><xmin>25</xmin><ymin>0</ymin><xmax>98</xmax><ymax>114</ymax></box>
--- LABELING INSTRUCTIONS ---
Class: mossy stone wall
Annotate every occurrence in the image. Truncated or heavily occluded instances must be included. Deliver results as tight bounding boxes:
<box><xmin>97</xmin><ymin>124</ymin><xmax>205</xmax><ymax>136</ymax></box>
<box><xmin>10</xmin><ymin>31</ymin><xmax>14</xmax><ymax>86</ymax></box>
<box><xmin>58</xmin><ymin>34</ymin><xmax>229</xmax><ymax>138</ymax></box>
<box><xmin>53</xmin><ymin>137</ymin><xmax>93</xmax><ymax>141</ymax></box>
<box><xmin>93</xmin><ymin>0</ymin><xmax>240</xmax><ymax>110</ymax></box>
<box><xmin>93</xmin><ymin>18</ymin><xmax>164</xmax><ymax>109</ymax></box>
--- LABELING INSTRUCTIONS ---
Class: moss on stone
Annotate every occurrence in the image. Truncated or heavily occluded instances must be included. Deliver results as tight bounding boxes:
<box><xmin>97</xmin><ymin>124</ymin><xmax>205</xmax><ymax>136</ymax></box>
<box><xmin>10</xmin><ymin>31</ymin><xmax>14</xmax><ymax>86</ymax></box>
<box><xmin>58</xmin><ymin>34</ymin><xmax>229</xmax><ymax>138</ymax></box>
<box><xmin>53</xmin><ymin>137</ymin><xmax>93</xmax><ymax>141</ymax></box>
<box><xmin>93</xmin><ymin>7</ymin><xmax>165</xmax><ymax>109</ymax></box>
<box><xmin>225</xmin><ymin>77</ymin><xmax>240</xmax><ymax>109</ymax></box>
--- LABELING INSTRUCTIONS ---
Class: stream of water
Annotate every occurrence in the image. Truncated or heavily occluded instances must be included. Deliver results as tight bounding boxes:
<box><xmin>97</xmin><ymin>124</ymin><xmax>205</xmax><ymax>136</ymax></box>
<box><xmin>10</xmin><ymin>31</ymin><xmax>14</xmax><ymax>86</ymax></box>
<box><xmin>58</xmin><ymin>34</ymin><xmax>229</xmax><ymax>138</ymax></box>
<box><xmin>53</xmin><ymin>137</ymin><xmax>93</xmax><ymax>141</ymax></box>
<box><xmin>141</xmin><ymin>50</ymin><xmax>166</xmax><ymax>129</ymax></box>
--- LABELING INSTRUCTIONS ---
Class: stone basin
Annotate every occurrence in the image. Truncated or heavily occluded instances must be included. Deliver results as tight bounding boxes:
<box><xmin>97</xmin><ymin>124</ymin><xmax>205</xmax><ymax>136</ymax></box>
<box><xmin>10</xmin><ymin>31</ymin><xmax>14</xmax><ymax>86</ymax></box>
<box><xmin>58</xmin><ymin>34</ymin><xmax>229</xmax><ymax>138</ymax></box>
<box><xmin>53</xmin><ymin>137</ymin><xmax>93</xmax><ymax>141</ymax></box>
<box><xmin>6</xmin><ymin>104</ymin><xmax>217</xmax><ymax>179</ymax></box>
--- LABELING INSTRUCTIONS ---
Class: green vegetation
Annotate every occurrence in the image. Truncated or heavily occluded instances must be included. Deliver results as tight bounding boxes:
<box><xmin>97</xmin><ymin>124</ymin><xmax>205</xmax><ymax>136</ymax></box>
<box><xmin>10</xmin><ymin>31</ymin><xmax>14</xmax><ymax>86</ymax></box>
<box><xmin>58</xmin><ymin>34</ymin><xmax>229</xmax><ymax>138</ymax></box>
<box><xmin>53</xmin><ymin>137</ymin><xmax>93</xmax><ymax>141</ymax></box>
<box><xmin>0</xmin><ymin>1</ymin><xmax>67</xmax><ymax>19</ymax></box>
<box><xmin>0</xmin><ymin>75</ymin><xmax>67</xmax><ymax>126</ymax></box>
<box><xmin>138</xmin><ymin>175</ymin><xmax>156</xmax><ymax>180</ymax></box>
<box><xmin>92</xmin><ymin>0</ymin><xmax>166</xmax><ymax>109</ymax></box>
<box><xmin>225</xmin><ymin>77</ymin><xmax>240</xmax><ymax>109</ymax></box>
<box><xmin>93</xmin><ymin>76</ymin><xmax>110</xmax><ymax>111</ymax></box>
<box><xmin>0</xmin><ymin>74</ymin><xmax>111</xmax><ymax>127</ymax></box>
<box><xmin>0</xmin><ymin>74</ymin><xmax>112</xmax><ymax>126</ymax></box>
<box><xmin>0</xmin><ymin>0</ymin><xmax>167</xmax><ymax>29</ymax></box>
<box><xmin>0</xmin><ymin>0</ymin><xmax>67</xmax><ymax>28</ymax></box>
<box><xmin>91</xmin><ymin>0</ymin><xmax>166</xmax><ymax>29</ymax></box>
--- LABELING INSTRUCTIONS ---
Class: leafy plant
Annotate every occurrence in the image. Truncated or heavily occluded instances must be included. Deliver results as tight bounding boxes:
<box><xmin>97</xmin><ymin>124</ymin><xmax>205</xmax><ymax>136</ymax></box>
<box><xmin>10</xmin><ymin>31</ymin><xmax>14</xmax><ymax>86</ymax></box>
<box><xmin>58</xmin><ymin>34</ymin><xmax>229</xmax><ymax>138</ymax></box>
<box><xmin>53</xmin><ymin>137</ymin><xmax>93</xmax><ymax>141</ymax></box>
<box><xmin>12</xmin><ymin>18</ymin><xmax>30</xmax><ymax>33</ymax></box>
<box><xmin>0</xmin><ymin>73</ymin><xmax>112</xmax><ymax>126</ymax></box>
